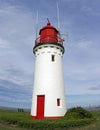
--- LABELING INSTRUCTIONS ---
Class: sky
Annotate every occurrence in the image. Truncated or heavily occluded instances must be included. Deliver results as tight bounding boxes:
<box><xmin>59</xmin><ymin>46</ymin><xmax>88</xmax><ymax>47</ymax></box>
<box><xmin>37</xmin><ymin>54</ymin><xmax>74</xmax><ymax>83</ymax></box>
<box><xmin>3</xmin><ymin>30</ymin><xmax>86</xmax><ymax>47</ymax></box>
<box><xmin>0</xmin><ymin>0</ymin><xmax>100</xmax><ymax>109</ymax></box>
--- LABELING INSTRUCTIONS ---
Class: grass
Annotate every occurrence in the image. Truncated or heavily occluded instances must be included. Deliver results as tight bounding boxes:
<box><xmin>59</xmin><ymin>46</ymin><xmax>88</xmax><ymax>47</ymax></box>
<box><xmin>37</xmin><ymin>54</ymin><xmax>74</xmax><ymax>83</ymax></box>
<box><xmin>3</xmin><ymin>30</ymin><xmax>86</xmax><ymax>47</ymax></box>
<box><xmin>0</xmin><ymin>107</ymin><xmax>99</xmax><ymax>130</ymax></box>
<box><xmin>0</xmin><ymin>124</ymin><xmax>28</xmax><ymax>130</ymax></box>
<box><xmin>69</xmin><ymin>110</ymin><xmax>100</xmax><ymax>130</ymax></box>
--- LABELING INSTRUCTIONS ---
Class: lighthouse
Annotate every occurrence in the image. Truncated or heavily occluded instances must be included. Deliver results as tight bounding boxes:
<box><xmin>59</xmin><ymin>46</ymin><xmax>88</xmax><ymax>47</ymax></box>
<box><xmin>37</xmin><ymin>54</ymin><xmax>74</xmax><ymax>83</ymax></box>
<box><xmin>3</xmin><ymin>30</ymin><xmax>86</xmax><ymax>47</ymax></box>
<box><xmin>31</xmin><ymin>19</ymin><xmax>66</xmax><ymax>119</ymax></box>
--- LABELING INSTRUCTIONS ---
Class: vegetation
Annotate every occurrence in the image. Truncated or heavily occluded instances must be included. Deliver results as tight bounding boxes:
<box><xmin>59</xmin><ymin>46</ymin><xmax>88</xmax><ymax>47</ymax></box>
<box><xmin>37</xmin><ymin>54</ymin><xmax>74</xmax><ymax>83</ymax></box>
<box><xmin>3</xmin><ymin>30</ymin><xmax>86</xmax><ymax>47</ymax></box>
<box><xmin>65</xmin><ymin>107</ymin><xmax>93</xmax><ymax>119</ymax></box>
<box><xmin>0</xmin><ymin>107</ymin><xmax>96</xmax><ymax>130</ymax></box>
<box><xmin>69</xmin><ymin>110</ymin><xmax>100</xmax><ymax>130</ymax></box>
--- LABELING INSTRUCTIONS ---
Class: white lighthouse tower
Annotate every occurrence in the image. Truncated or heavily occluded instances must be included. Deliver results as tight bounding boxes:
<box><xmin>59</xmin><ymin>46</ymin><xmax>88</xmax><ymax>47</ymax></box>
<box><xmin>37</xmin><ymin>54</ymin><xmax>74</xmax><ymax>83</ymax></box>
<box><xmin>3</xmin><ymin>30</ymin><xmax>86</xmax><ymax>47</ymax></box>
<box><xmin>31</xmin><ymin>20</ymin><xmax>66</xmax><ymax>119</ymax></box>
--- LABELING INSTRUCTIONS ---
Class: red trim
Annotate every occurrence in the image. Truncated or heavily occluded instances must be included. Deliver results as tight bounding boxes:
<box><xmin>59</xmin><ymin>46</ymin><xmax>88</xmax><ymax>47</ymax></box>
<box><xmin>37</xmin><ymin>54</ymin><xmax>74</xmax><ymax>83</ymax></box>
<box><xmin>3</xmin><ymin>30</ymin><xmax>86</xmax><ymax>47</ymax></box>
<box><xmin>31</xmin><ymin>115</ymin><xmax>63</xmax><ymax>120</ymax></box>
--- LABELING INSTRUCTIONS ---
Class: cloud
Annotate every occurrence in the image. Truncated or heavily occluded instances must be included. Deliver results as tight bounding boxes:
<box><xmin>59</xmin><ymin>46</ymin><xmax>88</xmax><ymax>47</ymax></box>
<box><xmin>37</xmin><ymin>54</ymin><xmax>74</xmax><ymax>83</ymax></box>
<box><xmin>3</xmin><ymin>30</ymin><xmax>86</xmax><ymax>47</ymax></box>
<box><xmin>0</xmin><ymin>38</ymin><xmax>10</xmax><ymax>48</ymax></box>
<box><xmin>62</xmin><ymin>0</ymin><xmax>82</xmax><ymax>3</ymax></box>
<box><xmin>67</xmin><ymin>94</ymin><xmax>100</xmax><ymax>108</ymax></box>
<box><xmin>76</xmin><ymin>40</ymin><xmax>92</xmax><ymax>50</ymax></box>
<box><xmin>0</xmin><ymin>2</ymin><xmax>35</xmax><ymax>108</ymax></box>
<box><xmin>0</xmin><ymin>64</ymin><xmax>33</xmax><ymax>89</ymax></box>
<box><xmin>0</xmin><ymin>2</ymin><xmax>34</xmax><ymax>82</ymax></box>
<box><xmin>0</xmin><ymin>79</ymin><xmax>32</xmax><ymax>108</ymax></box>
<box><xmin>64</xmin><ymin>38</ymin><xmax>100</xmax><ymax>95</ymax></box>
<box><xmin>89</xmin><ymin>85</ymin><xmax>100</xmax><ymax>90</ymax></box>
<box><xmin>82</xmin><ymin>5</ymin><xmax>100</xmax><ymax>16</ymax></box>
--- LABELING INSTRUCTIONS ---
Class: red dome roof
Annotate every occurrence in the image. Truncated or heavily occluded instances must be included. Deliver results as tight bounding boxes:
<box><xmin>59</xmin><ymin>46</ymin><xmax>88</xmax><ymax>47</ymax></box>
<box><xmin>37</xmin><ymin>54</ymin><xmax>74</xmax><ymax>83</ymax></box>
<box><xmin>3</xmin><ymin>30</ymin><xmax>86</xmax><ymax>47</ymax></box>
<box><xmin>39</xmin><ymin>21</ymin><xmax>58</xmax><ymax>35</ymax></box>
<box><xmin>35</xmin><ymin>20</ymin><xmax>63</xmax><ymax>45</ymax></box>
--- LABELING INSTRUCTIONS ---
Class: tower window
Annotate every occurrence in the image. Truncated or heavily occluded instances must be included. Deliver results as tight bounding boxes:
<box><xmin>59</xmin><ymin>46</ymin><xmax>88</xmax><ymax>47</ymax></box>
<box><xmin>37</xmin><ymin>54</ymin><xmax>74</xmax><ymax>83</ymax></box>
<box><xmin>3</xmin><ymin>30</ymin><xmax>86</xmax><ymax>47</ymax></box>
<box><xmin>57</xmin><ymin>98</ymin><xmax>60</xmax><ymax>106</ymax></box>
<box><xmin>51</xmin><ymin>55</ymin><xmax>55</xmax><ymax>62</ymax></box>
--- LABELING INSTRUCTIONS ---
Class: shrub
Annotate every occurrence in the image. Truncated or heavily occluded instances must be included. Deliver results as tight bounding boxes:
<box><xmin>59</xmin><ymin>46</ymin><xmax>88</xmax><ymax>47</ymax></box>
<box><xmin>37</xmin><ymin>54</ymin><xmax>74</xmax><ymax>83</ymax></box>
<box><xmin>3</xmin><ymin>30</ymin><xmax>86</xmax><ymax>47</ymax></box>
<box><xmin>65</xmin><ymin>107</ymin><xmax>93</xmax><ymax>119</ymax></box>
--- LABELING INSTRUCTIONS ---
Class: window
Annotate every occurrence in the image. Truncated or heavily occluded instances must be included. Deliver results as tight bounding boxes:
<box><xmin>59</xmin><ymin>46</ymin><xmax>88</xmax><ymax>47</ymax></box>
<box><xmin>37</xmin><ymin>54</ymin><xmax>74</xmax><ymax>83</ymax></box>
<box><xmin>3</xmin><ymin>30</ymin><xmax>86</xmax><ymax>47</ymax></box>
<box><xmin>57</xmin><ymin>98</ymin><xmax>60</xmax><ymax>106</ymax></box>
<box><xmin>51</xmin><ymin>55</ymin><xmax>55</xmax><ymax>62</ymax></box>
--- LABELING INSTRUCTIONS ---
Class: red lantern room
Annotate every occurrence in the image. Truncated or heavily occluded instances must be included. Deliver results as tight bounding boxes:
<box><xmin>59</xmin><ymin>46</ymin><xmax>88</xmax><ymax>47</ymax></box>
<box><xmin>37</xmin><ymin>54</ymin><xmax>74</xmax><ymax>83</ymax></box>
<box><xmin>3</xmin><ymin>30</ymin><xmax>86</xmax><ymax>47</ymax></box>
<box><xmin>39</xmin><ymin>19</ymin><xmax>58</xmax><ymax>43</ymax></box>
<box><xmin>35</xmin><ymin>19</ymin><xmax>63</xmax><ymax>45</ymax></box>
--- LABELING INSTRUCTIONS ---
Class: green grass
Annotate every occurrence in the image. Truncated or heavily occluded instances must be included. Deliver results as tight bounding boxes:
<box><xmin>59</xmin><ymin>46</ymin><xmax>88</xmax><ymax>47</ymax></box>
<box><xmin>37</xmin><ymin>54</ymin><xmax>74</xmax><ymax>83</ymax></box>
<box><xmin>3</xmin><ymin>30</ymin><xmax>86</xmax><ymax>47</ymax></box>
<box><xmin>69</xmin><ymin>110</ymin><xmax>100</xmax><ymax>130</ymax></box>
<box><xmin>0</xmin><ymin>107</ymin><xmax>98</xmax><ymax>130</ymax></box>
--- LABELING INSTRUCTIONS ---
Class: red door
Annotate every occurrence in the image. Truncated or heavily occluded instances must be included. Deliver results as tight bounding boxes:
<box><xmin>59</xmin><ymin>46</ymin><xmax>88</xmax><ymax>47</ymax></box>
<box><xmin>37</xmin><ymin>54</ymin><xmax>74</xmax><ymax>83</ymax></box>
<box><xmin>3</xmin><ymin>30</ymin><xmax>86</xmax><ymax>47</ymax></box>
<box><xmin>36</xmin><ymin>95</ymin><xmax>45</xmax><ymax>119</ymax></box>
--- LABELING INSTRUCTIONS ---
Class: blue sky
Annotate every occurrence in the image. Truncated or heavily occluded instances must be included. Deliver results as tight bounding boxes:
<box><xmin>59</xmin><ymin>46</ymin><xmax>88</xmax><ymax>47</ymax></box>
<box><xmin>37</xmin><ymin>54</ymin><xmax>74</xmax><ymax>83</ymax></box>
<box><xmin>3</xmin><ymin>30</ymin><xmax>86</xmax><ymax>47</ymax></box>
<box><xmin>0</xmin><ymin>0</ymin><xmax>100</xmax><ymax>109</ymax></box>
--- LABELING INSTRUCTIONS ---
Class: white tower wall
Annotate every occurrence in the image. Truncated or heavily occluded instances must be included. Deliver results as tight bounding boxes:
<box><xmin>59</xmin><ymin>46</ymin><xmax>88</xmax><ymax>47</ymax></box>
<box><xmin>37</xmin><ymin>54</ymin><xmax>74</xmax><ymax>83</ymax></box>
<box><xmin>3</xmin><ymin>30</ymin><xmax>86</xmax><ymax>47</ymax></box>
<box><xmin>31</xmin><ymin>44</ymin><xmax>66</xmax><ymax>118</ymax></box>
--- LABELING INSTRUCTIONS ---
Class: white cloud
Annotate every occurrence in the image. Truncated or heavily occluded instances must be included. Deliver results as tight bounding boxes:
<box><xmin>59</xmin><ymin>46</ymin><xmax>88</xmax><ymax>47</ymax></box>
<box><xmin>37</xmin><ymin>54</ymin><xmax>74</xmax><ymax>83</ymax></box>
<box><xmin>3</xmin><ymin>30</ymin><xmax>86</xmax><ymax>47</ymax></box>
<box><xmin>77</xmin><ymin>40</ymin><xmax>92</xmax><ymax>50</ymax></box>
<box><xmin>64</xmin><ymin>37</ymin><xmax>100</xmax><ymax>95</ymax></box>
<box><xmin>0</xmin><ymin>2</ymin><xmax>34</xmax><ymax>91</ymax></box>
<box><xmin>0</xmin><ymin>38</ymin><xmax>10</xmax><ymax>48</ymax></box>
<box><xmin>82</xmin><ymin>5</ymin><xmax>100</xmax><ymax>16</ymax></box>
<box><xmin>89</xmin><ymin>85</ymin><xmax>100</xmax><ymax>90</ymax></box>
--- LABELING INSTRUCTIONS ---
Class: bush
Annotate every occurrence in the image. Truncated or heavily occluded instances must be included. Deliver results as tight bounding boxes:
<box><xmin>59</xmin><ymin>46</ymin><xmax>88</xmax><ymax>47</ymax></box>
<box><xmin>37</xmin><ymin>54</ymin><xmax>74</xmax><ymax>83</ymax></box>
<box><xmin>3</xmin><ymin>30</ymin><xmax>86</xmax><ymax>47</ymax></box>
<box><xmin>65</xmin><ymin>107</ymin><xmax>93</xmax><ymax>119</ymax></box>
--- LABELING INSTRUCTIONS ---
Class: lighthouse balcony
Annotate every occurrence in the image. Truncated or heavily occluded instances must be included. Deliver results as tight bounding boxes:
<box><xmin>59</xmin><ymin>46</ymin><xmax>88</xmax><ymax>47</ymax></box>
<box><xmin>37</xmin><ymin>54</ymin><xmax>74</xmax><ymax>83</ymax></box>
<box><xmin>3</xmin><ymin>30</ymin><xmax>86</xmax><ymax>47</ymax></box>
<box><xmin>35</xmin><ymin>35</ymin><xmax>64</xmax><ymax>45</ymax></box>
